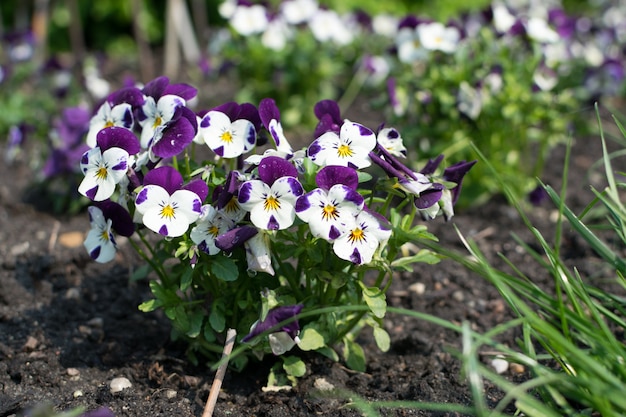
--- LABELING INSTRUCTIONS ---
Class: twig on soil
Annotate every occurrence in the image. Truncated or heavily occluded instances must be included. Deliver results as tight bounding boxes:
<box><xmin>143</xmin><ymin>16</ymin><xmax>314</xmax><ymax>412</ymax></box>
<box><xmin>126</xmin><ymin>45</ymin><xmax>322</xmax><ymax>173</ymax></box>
<box><xmin>201</xmin><ymin>328</ymin><xmax>237</xmax><ymax>417</ymax></box>
<box><xmin>48</xmin><ymin>220</ymin><xmax>61</xmax><ymax>253</ymax></box>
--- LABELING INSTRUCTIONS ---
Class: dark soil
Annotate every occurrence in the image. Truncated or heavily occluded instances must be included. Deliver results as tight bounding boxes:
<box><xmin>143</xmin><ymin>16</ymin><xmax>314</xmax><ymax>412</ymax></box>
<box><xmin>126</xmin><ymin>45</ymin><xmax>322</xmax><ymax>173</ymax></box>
<box><xmin>0</xmin><ymin>104</ymin><xmax>622</xmax><ymax>417</ymax></box>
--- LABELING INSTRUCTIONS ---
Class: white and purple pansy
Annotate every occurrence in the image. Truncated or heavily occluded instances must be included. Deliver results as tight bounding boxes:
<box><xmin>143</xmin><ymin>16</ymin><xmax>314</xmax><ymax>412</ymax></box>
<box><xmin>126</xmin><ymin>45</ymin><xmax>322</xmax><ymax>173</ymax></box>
<box><xmin>190</xmin><ymin>204</ymin><xmax>236</xmax><ymax>255</ymax></box>
<box><xmin>332</xmin><ymin>208</ymin><xmax>392</xmax><ymax>265</ymax></box>
<box><xmin>148</xmin><ymin>105</ymin><xmax>198</xmax><ymax>159</ymax></box>
<box><xmin>258</xmin><ymin>98</ymin><xmax>293</xmax><ymax>154</ymax></box>
<box><xmin>84</xmin><ymin>200</ymin><xmax>134</xmax><ymax>263</ymax></box>
<box><xmin>242</xmin><ymin>304</ymin><xmax>304</xmax><ymax>355</ymax></box>
<box><xmin>135</xmin><ymin>166</ymin><xmax>208</xmax><ymax>237</ymax></box>
<box><xmin>376</xmin><ymin>125</ymin><xmax>407</xmax><ymax>158</ymax></box>
<box><xmin>238</xmin><ymin>156</ymin><xmax>304</xmax><ymax>231</ymax></box>
<box><xmin>199</xmin><ymin>102</ymin><xmax>260</xmax><ymax>158</ymax></box>
<box><xmin>296</xmin><ymin>165</ymin><xmax>364</xmax><ymax>241</ymax></box>
<box><xmin>79</xmin><ymin>126</ymin><xmax>140</xmax><ymax>201</ymax></box>
<box><xmin>136</xmin><ymin>94</ymin><xmax>186</xmax><ymax>149</ymax></box>
<box><xmin>308</xmin><ymin>119</ymin><xmax>377</xmax><ymax>169</ymax></box>
<box><xmin>313</xmin><ymin>99</ymin><xmax>342</xmax><ymax>138</ymax></box>
<box><xmin>85</xmin><ymin>101</ymin><xmax>134</xmax><ymax>148</ymax></box>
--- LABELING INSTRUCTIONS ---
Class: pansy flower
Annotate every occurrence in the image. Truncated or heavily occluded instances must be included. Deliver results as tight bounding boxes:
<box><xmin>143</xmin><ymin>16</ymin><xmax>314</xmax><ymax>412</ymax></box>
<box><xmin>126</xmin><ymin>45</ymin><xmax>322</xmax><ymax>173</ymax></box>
<box><xmin>190</xmin><ymin>205</ymin><xmax>235</xmax><ymax>255</ymax></box>
<box><xmin>199</xmin><ymin>102</ymin><xmax>259</xmax><ymax>158</ymax></box>
<box><xmin>79</xmin><ymin>127</ymin><xmax>140</xmax><ymax>201</ymax></box>
<box><xmin>376</xmin><ymin>126</ymin><xmax>407</xmax><ymax>158</ymax></box>
<box><xmin>84</xmin><ymin>200</ymin><xmax>134</xmax><ymax>263</ymax></box>
<box><xmin>137</xmin><ymin>94</ymin><xmax>186</xmax><ymax>149</ymax></box>
<box><xmin>238</xmin><ymin>156</ymin><xmax>304</xmax><ymax>230</ymax></box>
<box><xmin>308</xmin><ymin>119</ymin><xmax>377</xmax><ymax>169</ymax></box>
<box><xmin>242</xmin><ymin>304</ymin><xmax>304</xmax><ymax>355</ymax></box>
<box><xmin>135</xmin><ymin>166</ymin><xmax>208</xmax><ymax>237</ymax></box>
<box><xmin>148</xmin><ymin>105</ymin><xmax>198</xmax><ymax>159</ymax></box>
<box><xmin>296</xmin><ymin>165</ymin><xmax>364</xmax><ymax>241</ymax></box>
<box><xmin>245</xmin><ymin>232</ymin><xmax>275</xmax><ymax>276</ymax></box>
<box><xmin>332</xmin><ymin>208</ymin><xmax>391</xmax><ymax>265</ymax></box>
<box><xmin>86</xmin><ymin>101</ymin><xmax>134</xmax><ymax>148</ymax></box>
<box><xmin>417</xmin><ymin>21</ymin><xmax>460</xmax><ymax>53</ymax></box>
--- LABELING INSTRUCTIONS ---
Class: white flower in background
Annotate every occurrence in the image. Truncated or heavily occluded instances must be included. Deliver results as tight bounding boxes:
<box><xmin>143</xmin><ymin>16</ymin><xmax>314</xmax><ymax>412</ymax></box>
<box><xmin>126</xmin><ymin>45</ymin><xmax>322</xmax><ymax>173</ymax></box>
<box><xmin>526</xmin><ymin>17</ymin><xmax>560</xmax><ymax>43</ymax></box>
<box><xmin>308</xmin><ymin>9</ymin><xmax>354</xmax><ymax>45</ymax></box>
<box><xmin>218</xmin><ymin>0</ymin><xmax>237</xmax><ymax>19</ymax></box>
<box><xmin>230</xmin><ymin>4</ymin><xmax>269</xmax><ymax>36</ymax></box>
<box><xmin>372</xmin><ymin>14</ymin><xmax>399</xmax><ymax>38</ymax></box>
<box><xmin>492</xmin><ymin>2</ymin><xmax>516</xmax><ymax>33</ymax></box>
<box><xmin>457</xmin><ymin>81</ymin><xmax>482</xmax><ymax>120</ymax></box>
<box><xmin>417</xmin><ymin>22</ymin><xmax>460</xmax><ymax>53</ymax></box>
<box><xmin>396</xmin><ymin>27</ymin><xmax>428</xmax><ymax>63</ymax></box>
<box><xmin>262</xmin><ymin>16</ymin><xmax>293</xmax><ymax>51</ymax></box>
<box><xmin>281</xmin><ymin>0</ymin><xmax>318</xmax><ymax>25</ymax></box>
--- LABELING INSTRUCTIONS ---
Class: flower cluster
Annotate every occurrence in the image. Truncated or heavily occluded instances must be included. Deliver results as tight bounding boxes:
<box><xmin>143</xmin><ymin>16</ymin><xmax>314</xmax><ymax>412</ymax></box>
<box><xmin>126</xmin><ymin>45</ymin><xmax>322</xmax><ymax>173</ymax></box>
<box><xmin>76</xmin><ymin>76</ymin><xmax>473</xmax><ymax>375</ymax></box>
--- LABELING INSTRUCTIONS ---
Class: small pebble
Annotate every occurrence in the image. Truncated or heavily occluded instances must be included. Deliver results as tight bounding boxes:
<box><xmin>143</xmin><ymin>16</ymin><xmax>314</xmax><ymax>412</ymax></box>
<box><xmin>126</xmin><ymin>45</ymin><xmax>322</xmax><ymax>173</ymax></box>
<box><xmin>87</xmin><ymin>317</ymin><xmax>104</xmax><ymax>328</ymax></box>
<box><xmin>491</xmin><ymin>356</ymin><xmax>509</xmax><ymax>374</ymax></box>
<box><xmin>452</xmin><ymin>290</ymin><xmax>464</xmax><ymax>302</ymax></box>
<box><xmin>73</xmin><ymin>390</ymin><xmax>83</xmax><ymax>398</ymax></box>
<box><xmin>110</xmin><ymin>377</ymin><xmax>132</xmax><ymax>393</ymax></box>
<box><xmin>408</xmin><ymin>282</ymin><xmax>426</xmax><ymax>295</ymax></box>
<box><xmin>510</xmin><ymin>363</ymin><xmax>525</xmax><ymax>374</ymax></box>
<box><xmin>67</xmin><ymin>368</ymin><xmax>80</xmax><ymax>377</ymax></box>
<box><xmin>165</xmin><ymin>389</ymin><xmax>177</xmax><ymax>399</ymax></box>
<box><xmin>314</xmin><ymin>377</ymin><xmax>335</xmax><ymax>392</ymax></box>
<box><xmin>23</xmin><ymin>336</ymin><xmax>39</xmax><ymax>351</ymax></box>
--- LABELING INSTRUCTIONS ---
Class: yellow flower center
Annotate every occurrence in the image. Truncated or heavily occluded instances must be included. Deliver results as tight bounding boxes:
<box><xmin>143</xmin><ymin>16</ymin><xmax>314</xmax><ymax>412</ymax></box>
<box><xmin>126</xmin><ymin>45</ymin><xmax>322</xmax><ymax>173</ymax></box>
<box><xmin>263</xmin><ymin>195</ymin><xmax>281</xmax><ymax>211</ymax></box>
<box><xmin>160</xmin><ymin>204</ymin><xmax>175</xmax><ymax>219</ymax></box>
<box><xmin>220</xmin><ymin>131</ymin><xmax>234</xmax><ymax>143</ymax></box>
<box><xmin>321</xmin><ymin>204</ymin><xmax>339</xmax><ymax>221</ymax></box>
<box><xmin>224</xmin><ymin>196</ymin><xmax>240</xmax><ymax>214</ymax></box>
<box><xmin>337</xmin><ymin>144</ymin><xmax>353</xmax><ymax>158</ymax></box>
<box><xmin>153</xmin><ymin>115</ymin><xmax>163</xmax><ymax>129</ymax></box>
<box><xmin>100</xmin><ymin>230</ymin><xmax>110</xmax><ymax>242</ymax></box>
<box><xmin>208</xmin><ymin>225</ymin><xmax>220</xmax><ymax>237</ymax></box>
<box><xmin>348</xmin><ymin>228</ymin><xmax>365</xmax><ymax>244</ymax></box>
<box><xmin>95</xmin><ymin>166</ymin><xmax>108</xmax><ymax>180</ymax></box>
<box><xmin>104</xmin><ymin>120</ymin><xmax>115</xmax><ymax>128</ymax></box>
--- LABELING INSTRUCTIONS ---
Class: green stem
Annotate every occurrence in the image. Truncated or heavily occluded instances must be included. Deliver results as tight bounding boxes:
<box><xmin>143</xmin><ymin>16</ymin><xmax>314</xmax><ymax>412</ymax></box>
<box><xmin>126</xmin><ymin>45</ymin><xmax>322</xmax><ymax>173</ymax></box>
<box><xmin>128</xmin><ymin>232</ymin><xmax>167</xmax><ymax>282</ymax></box>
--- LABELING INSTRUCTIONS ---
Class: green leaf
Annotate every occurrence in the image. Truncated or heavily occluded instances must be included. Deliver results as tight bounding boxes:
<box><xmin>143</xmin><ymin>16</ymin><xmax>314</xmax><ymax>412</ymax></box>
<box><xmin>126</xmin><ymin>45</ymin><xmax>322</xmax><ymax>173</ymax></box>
<box><xmin>373</xmin><ymin>327</ymin><xmax>390</xmax><ymax>352</ymax></box>
<box><xmin>138</xmin><ymin>298</ymin><xmax>161</xmax><ymax>312</ymax></box>
<box><xmin>130</xmin><ymin>264</ymin><xmax>151</xmax><ymax>281</ymax></box>
<box><xmin>391</xmin><ymin>249</ymin><xmax>441</xmax><ymax>271</ymax></box>
<box><xmin>360</xmin><ymin>283</ymin><xmax>387</xmax><ymax>318</ymax></box>
<box><xmin>180</xmin><ymin>267</ymin><xmax>194</xmax><ymax>291</ymax></box>
<box><xmin>210</xmin><ymin>300</ymin><xmax>226</xmax><ymax>332</ymax></box>
<box><xmin>282</xmin><ymin>356</ymin><xmax>306</xmax><ymax>377</ymax></box>
<box><xmin>187</xmin><ymin>309</ymin><xmax>203</xmax><ymax>338</ymax></box>
<box><xmin>298</xmin><ymin>327</ymin><xmax>326</xmax><ymax>351</ymax></box>
<box><xmin>343</xmin><ymin>339</ymin><xmax>366</xmax><ymax>372</ymax></box>
<box><xmin>210</xmin><ymin>256</ymin><xmax>239</xmax><ymax>281</ymax></box>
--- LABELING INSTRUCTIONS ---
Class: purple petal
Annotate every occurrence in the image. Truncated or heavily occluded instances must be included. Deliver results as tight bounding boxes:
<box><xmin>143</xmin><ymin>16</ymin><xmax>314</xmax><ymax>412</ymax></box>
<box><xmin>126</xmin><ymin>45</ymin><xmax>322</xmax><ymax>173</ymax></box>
<box><xmin>211</xmin><ymin>102</ymin><xmax>240</xmax><ymax>120</ymax></box>
<box><xmin>96</xmin><ymin>200</ymin><xmax>134</xmax><ymax>237</ymax></box>
<box><xmin>307</xmin><ymin>140</ymin><xmax>322</xmax><ymax>158</ymax></box>
<box><xmin>85</xmin><ymin>185</ymin><xmax>98</xmax><ymax>200</ymax></box>
<box><xmin>159</xmin><ymin>224</ymin><xmax>169</xmax><ymax>236</ymax></box>
<box><xmin>295</xmin><ymin>194</ymin><xmax>311</xmax><ymax>212</ymax></box>
<box><xmin>143</xmin><ymin>166</ymin><xmax>183</xmax><ymax>195</ymax></box>
<box><xmin>420</xmin><ymin>155</ymin><xmax>444</xmax><ymax>176</ymax></box>
<box><xmin>238</xmin><ymin>102</ymin><xmax>261</xmax><ymax>131</ymax></box>
<box><xmin>142</xmin><ymin>76</ymin><xmax>169</xmax><ymax>99</ymax></box>
<box><xmin>316</xmin><ymin>165</ymin><xmax>358</xmax><ymax>190</ymax></box>
<box><xmin>258</xmin><ymin>156</ymin><xmax>297</xmax><ymax>186</ymax></box>
<box><xmin>414</xmin><ymin>185</ymin><xmax>444</xmax><ymax>209</ymax></box>
<box><xmin>242</xmin><ymin>304</ymin><xmax>304</xmax><ymax>342</ymax></box>
<box><xmin>90</xmin><ymin>246</ymin><xmax>102</xmax><ymax>260</ymax></box>
<box><xmin>259</xmin><ymin>98</ymin><xmax>280</xmax><ymax>130</ymax></box>
<box><xmin>443</xmin><ymin>160</ymin><xmax>477</xmax><ymax>204</ymax></box>
<box><xmin>183</xmin><ymin>178</ymin><xmax>209</xmax><ymax>203</ymax></box>
<box><xmin>314</xmin><ymin>99</ymin><xmax>341</xmax><ymax>124</ymax></box>
<box><xmin>267</xmin><ymin>215</ymin><xmax>279</xmax><ymax>230</ymax></box>
<box><xmin>136</xmin><ymin>188</ymin><xmax>149</xmax><ymax>205</ymax></box>
<box><xmin>164</xmin><ymin>82</ymin><xmax>198</xmax><ymax>100</ymax></box>
<box><xmin>151</xmin><ymin>116</ymin><xmax>195</xmax><ymax>158</ymax></box>
<box><xmin>111</xmin><ymin>160</ymin><xmax>127</xmax><ymax>171</ymax></box>
<box><xmin>314</xmin><ymin>113</ymin><xmax>340</xmax><ymax>138</ymax></box>
<box><xmin>96</xmin><ymin>126</ymin><xmax>140</xmax><ymax>155</ymax></box>
<box><xmin>107</xmin><ymin>86</ymin><xmax>145</xmax><ymax>107</ymax></box>
<box><xmin>350</xmin><ymin>248</ymin><xmax>362</xmax><ymax>265</ymax></box>
<box><xmin>238</xmin><ymin>182</ymin><xmax>253</xmax><ymax>203</ymax></box>
<box><xmin>329</xmin><ymin>225</ymin><xmax>341</xmax><ymax>240</ymax></box>
<box><xmin>215</xmin><ymin>225</ymin><xmax>258</xmax><ymax>252</ymax></box>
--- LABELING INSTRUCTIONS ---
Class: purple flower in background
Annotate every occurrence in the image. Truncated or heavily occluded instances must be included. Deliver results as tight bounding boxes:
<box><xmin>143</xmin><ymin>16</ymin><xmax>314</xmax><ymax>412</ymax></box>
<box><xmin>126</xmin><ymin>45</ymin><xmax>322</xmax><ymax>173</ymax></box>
<box><xmin>135</xmin><ymin>166</ymin><xmax>208</xmax><ymax>237</ymax></box>
<box><xmin>5</xmin><ymin>123</ymin><xmax>31</xmax><ymax>163</ymax></box>
<box><xmin>242</xmin><ymin>304</ymin><xmax>304</xmax><ymax>355</ymax></box>
<box><xmin>528</xmin><ymin>184</ymin><xmax>549</xmax><ymax>206</ymax></box>
<box><xmin>43</xmin><ymin>106</ymin><xmax>91</xmax><ymax>178</ymax></box>
<box><xmin>79</xmin><ymin>407</ymin><xmax>116</xmax><ymax>417</ymax></box>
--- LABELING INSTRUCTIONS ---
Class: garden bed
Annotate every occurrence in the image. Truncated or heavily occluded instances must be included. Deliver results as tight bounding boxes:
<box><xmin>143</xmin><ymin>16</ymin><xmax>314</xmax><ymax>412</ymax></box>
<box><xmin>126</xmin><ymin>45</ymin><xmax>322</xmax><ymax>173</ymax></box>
<box><xmin>0</xmin><ymin>102</ymin><xmax>618</xmax><ymax>416</ymax></box>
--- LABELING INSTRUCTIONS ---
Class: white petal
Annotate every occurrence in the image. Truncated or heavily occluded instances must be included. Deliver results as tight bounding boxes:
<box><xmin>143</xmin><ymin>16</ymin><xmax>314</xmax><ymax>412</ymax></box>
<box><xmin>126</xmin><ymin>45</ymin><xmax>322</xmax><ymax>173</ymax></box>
<box><xmin>135</xmin><ymin>185</ymin><xmax>170</xmax><ymax>214</ymax></box>
<box><xmin>170</xmin><ymin>189</ymin><xmax>203</xmax><ymax>222</ymax></box>
<box><xmin>238</xmin><ymin>180</ymin><xmax>270</xmax><ymax>211</ymax></box>
<box><xmin>269</xmin><ymin>332</ymin><xmax>296</xmax><ymax>355</ymax></box>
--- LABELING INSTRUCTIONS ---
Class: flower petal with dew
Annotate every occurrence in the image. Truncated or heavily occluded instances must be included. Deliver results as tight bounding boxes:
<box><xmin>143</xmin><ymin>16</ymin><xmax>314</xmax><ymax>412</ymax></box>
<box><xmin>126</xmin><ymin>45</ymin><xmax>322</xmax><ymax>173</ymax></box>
<box><xmin>137</xmin><ymin>94</ymin><xmax>185</xmax><ymax>149</ymax></box>
<box><xmin>215</xmin><ymin>225</ymin><xmax>258</xmax><ymax>253</ymax></box>
<box><xmin>308</xmin><ymin>120</ymin><xmax>376</xmax><ymax>169</ymax></box>
<box><xmin>199</xmin><ymin>110</ymin><xmax>256</xmax><ymax>158</ymax></box>
<box><xmin>84</xmin><ymin>206</ymin><xmax>117</xmax><ymax>263</ymax></box>
<box><xmin>333</xmin><ymin>209</ymin><xmax>391</xmax><ymax>265</ymax></box>
<box><xmin>86</xmin><ymin>101</ymin><xmax>134</xmax><ymax>148</ymax></box>
<box><xmin>242</xmin><ymin>304</ymin><xmax>304</xmax><ymax>355</ymax></box>
<box><xmin>238</xmin><ymin>176</ymin><xmax>304</xmax><ymax>230</ymax></box>
<box><xmin>149</xmin><ymin>105</ymin><xmax>197</xmax><ymax>159</ymax></box>
<box><xmin>190</xmin><ymin>205</ymin><xmax>235</xmax><ymax>255</ymax></box>
<box><xmin>135</xmin><ymin>166</ymin><xmax>206</xmax><ymax>237</ymax></box>
<box><xmin>376</xmin><ymin>126</ymin><xmax>406</xmax><ymax>158</ymax></box>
